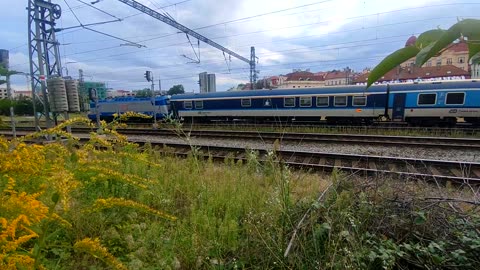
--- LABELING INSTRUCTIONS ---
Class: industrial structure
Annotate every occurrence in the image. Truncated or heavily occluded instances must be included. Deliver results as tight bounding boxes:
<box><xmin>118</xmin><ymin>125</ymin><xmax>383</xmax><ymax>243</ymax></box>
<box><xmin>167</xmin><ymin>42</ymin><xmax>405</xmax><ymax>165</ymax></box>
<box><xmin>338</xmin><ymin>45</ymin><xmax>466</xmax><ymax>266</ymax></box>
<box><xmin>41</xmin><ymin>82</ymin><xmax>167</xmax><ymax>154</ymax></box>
<box><xmin>25</xmin><ymin>0</ymin><xmax>259</xmax><ymax>131</ymax></box>
<box><xmin>27</xmin><ymin>0</ymin><xmax>65</xmax><ymax>129</ymax></box>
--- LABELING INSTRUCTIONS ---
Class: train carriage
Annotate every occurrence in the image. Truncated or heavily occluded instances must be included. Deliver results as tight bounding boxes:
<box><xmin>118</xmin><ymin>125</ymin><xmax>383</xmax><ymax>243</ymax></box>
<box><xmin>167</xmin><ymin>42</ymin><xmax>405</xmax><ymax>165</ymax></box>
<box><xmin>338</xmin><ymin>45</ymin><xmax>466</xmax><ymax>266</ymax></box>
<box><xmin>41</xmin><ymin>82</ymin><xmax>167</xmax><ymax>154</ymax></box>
<box><xmin>170</xmin><ymin>80</ymin><xmax>480</xmax><ymax>125</ymax></box>
<box><xmin>388</xmin><ymin>81</ymin><xmax>480</xmax><ymax>125</ymax></box>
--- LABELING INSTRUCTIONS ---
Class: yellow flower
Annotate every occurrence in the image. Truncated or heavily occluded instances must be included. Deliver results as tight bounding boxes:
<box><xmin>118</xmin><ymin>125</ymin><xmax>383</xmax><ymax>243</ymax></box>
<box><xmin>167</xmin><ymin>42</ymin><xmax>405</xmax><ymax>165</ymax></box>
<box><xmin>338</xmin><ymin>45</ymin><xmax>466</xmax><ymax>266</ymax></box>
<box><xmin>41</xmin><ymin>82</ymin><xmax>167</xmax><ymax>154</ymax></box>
<box><xmin>91</xmin><ymin>198</ymin><xmax>177</xmax><ymax>221</ymax></box>
<box><xmin>74</xmin><ymin>238</ymin><xmax>127</xmax><ymax>270</ymax></box>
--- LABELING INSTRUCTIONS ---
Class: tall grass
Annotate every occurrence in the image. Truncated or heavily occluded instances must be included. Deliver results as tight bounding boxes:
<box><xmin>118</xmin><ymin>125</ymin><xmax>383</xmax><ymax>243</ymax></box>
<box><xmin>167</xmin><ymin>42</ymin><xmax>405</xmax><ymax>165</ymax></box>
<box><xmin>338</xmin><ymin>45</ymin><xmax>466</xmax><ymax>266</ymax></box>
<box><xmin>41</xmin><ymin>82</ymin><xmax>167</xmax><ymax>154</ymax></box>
<box><xmin>1</xmin><ymin>117</ymin><xmax>479</xmax><ymax>269</ymax></box>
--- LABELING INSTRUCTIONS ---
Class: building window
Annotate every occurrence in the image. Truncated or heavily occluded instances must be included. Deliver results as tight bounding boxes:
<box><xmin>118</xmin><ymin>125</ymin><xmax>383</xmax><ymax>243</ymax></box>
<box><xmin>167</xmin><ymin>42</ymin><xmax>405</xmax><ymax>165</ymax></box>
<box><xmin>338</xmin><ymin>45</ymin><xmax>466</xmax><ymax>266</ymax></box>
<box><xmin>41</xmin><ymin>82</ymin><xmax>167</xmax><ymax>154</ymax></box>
<box><xmin>241</xmin><ymin>98</ymin><xmax>251</xmax><ymax>107</ymax></box>
<box><xmin>418</xmin><ymin>93</ymin><xmax>436</xmax><ymax>105</ymax></box>
<box><xmin>445</xmin><ymin>92</ymin><xmax>465</xmax><ymax>105</ymax></box>
<box><xmin>300</xmin><ymin>97</ymin><xmax>312</xmax><ymax>107</ymax></box>
<box><xmin>284</xmin><ymin>97</ymin><xmax>295</xmax><ymax>107</ymax></box>
<box><xmin>426</xmin><ymin>61</ymin><xmax>432</xmax><ymax>67</ymax></box>
<box><xmin>436</xmin><ymin>59</ymin><xmax>442</xmax><ymax>66</ymax></box>
<box><xmin>353</xmin><ymin>96</ymin><xmax>367</xmax><ymax>106</ymax></box>
<box><xmin>316</xmin><ymin>96</ymin><xmax>329</xmax><ymax>107</ymax></box>
<box><xmin>458</xmin><ymin>57</ymin><xmax>465</xmax><ymax>63</ymax></box>
<box><xmin>194</xmin><ymin>100</ymin><xmax>203</xmax><ymax>109</ymax></box>
<box><xmin>292</xmin><ymin>86</ymin><xmax>295</xmax><ymax>88</ymax></box>
<box><xmin>447</xmin><ymin>58</ymin><xmax>452</xmax><ymax>65</ymax></box>
<box><xmin>184</xmin><ymin>101</ymin><xmax>193</xmax><ymax>109</ymax></box>
<box><xmin>334</xmin><ymin>96</ymin><xmax>347</xmax><ymax>106</ymax></box>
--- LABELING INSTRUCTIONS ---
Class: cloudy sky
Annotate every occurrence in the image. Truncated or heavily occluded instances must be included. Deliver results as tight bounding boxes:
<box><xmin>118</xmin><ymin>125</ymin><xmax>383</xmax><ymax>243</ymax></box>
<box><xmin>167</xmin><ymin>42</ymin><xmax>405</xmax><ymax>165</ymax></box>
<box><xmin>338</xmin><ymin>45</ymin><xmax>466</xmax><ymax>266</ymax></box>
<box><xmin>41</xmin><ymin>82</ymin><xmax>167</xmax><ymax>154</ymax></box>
<box><xmin>2</xmin><ymin>0</ymin><xmax>480</xmax><ymax>92</ymax></box>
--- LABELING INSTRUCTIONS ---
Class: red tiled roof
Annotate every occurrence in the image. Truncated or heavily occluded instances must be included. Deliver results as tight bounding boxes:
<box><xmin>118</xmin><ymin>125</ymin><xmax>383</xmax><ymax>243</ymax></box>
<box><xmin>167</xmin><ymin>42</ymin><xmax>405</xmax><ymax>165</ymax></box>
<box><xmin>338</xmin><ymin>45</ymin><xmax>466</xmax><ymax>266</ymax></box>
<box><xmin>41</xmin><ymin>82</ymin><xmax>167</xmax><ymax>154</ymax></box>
<box><xmin>324</xmin><ymin>71</ymin><xmax>348</xmax><ymax>80</ymax></box>
<box><xmin>444</xmin><ymin>41</ymin><xmax>468</xmax><ymax>53</ymax></box>
<box><xmin>314</xmin><ymin>71</ymin><xmax>327</xmax><ymax>77</ymax></box>
<box><xmin>354</xmin><ymin>65</ymin><xmax>470</xmax><ymax>83</ymax></box>
<box><xmin>286</xmin><ymin>71</ymin><xmax>325</xmax><ymax>81</ymax></box>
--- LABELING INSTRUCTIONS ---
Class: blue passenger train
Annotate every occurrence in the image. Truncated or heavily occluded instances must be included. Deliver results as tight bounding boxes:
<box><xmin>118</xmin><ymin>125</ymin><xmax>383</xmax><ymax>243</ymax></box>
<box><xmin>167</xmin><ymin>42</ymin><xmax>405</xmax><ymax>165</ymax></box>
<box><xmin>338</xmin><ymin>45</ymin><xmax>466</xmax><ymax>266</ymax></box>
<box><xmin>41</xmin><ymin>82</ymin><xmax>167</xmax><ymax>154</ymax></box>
<box><xmin>88</xmin><ymin>80</ymin><xmax>480</xmax><ymax>125</ymax></box>
<box><xmin>169</xmin><ymin>80</ymin><xmax>480</xmax><ymax>125</ymax></box>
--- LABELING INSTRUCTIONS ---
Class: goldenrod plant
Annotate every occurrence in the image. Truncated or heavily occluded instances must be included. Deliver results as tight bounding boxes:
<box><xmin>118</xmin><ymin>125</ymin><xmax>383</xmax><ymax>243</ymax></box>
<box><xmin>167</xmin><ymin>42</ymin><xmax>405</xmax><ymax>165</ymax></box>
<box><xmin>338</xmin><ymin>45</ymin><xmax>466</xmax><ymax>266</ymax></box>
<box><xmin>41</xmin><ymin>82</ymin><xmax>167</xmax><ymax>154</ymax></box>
<box><xmin>0</xmin><ymin>115</ymin><xmax>479</xmax><ymax>269</ymax></box>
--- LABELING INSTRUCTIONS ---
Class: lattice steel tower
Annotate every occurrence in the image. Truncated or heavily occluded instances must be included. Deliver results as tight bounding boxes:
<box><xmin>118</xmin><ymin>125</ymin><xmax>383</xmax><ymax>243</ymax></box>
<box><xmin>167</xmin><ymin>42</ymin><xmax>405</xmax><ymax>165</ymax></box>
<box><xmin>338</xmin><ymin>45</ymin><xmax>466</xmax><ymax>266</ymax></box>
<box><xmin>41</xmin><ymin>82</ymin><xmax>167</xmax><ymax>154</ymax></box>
<box><xmin>27</xmin><ymin>0</ymin><xmax>63</xmax><ymax>130</ymax></box>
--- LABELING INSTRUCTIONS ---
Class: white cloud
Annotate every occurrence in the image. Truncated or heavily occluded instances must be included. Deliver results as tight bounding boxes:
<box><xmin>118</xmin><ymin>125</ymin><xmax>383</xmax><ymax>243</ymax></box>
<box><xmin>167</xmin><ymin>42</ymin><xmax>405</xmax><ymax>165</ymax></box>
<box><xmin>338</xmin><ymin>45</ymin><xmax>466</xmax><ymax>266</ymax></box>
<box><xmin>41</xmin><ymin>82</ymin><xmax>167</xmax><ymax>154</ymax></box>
<box><xmin>3</xmin><ymin>0</ymin><xmax>476</xmax><ymax>91</ymax></box>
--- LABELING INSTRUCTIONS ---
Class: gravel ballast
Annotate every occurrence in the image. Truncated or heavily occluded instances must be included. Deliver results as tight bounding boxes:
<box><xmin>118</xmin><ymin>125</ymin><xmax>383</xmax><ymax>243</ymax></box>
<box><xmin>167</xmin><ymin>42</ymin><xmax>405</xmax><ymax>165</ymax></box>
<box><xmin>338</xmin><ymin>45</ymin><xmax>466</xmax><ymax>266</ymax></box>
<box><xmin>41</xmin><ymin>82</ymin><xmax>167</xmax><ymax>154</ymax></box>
<box><xmin>129</xmin><ymin>135</ymin><xmax>480</xmax><ymax>163</ymax></box>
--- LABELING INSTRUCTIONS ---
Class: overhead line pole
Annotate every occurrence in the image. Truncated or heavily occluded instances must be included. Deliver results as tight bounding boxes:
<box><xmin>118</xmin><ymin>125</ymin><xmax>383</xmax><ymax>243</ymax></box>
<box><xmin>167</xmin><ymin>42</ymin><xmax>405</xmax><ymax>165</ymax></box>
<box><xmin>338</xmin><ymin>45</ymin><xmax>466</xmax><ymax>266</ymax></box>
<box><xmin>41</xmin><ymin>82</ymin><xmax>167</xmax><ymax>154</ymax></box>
<box><xmin>116</xmin><ymin>0</ymin><xmax>258</xmax><ymax>88</ymax></box>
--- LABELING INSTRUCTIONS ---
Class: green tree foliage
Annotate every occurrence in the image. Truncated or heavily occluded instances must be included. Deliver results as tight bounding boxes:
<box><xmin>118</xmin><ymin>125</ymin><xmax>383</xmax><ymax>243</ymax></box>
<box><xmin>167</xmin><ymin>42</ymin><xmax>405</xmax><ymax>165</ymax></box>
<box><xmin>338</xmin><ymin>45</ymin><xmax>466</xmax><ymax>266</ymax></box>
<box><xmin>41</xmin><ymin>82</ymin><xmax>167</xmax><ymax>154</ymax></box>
<box><xmin>167</xmin><ymin>84</ymin><xmax>185</xmax><ymax>95</ymax></box>
<box><xmin>135</xmin><ymin>88</ymin><xmax>153</xmax><ymax>97</ymax></box>
<box><xmin>367</xmin><ymin>19</ymin><xmax>480</xmax><ymax>88</ymax></box>
<box><xmin>0</xmin><ymin>96</ymin><xmax>36</xmax><ymax>116</ymax></box>
<box><xmin>0</xmin><ymin>66</ymin><xmax>20</xmax><ymax>85</ymax></box>
<box><xmin>255</xmin><ymin>79</ymin><xmax>271</xmax><ymax>89</ymax></box>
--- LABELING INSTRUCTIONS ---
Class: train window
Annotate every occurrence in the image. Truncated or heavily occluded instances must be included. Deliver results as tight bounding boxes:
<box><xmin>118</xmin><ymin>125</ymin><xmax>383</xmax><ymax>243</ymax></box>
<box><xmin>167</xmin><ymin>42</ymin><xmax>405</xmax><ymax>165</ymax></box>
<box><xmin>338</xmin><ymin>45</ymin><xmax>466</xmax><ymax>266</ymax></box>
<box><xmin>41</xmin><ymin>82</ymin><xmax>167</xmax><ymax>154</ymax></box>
<box><xmin>284</xmin><ymin>97</ymin><xmax>295</xmax><ymax>107</ymax></box>
<box><xmin>445</xmin><ymin>92</ymin><xmax>465</xmax><ymax>105</ymax></box>
<box><xmin>353</xmin><ymin>96</ymin><xmax>367</xmax><ymax>106</ymax></box>
<box><xmin>334</xmin><ymin>96</ymin><xmax>347</xmax><ymax>106</ymax></box>
<box><xmin>194</xmin><ymin>100</ymin><xmax>203</xmax><ymax>109</ymax></box>
<box><xmin>300</xmin><ymin>97</ymin><xmax>312</xmax><ymax>107</ymax></box>
<box><xmin>184</xmin><ymin>101</ymin><xmax>193</xmax><ymax>109</ymax></box>
<box><xmin>241</xmin><ymin>98</ymin><xmax>251</xmax><ymax>107</ymax></box>
<box><xmin>418</xmin><ymin>93</ymin><xmax>436</xmax><ymax>105</ymax></box>
<box><xmin>316</xmin><ymin>96</ymin><xmax>329</xmax><ymax>107</ymax></box>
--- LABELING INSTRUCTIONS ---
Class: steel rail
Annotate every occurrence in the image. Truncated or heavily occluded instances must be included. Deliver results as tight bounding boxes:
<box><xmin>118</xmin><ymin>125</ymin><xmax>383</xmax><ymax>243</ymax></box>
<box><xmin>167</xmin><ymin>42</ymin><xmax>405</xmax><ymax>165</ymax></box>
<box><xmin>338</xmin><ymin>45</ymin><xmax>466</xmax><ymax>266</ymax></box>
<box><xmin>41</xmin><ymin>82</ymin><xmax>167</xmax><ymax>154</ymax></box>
<box><xmin>2</xmin><ymin>127</ymin><xmax>480</xmax><ymax>150</ymax></box>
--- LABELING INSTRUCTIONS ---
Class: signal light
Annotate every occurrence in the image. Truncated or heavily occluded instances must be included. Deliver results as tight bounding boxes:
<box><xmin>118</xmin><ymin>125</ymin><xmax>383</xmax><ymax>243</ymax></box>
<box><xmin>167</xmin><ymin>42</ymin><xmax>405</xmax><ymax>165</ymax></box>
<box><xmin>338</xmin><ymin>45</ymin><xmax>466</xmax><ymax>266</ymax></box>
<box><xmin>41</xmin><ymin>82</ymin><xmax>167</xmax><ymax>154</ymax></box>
<box><xmin>144</xmin><ymin>71</ymin><xmax>152</xmax><ymax>82</ymax></box>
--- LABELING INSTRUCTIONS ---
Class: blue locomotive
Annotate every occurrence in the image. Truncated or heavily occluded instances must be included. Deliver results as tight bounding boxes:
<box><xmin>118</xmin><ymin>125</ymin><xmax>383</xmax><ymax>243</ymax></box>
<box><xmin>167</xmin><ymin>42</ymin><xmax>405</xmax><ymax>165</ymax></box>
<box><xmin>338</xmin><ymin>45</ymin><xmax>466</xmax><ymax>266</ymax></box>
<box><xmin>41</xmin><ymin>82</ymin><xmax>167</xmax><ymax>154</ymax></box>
<box><xmin>169</xmin><ymin>80</ymin><xmax>480</xmax><ymax>125</ymax></box>
<box><xmin>87</xmin><ymin>96</ymin><xmax>170</xmax><ymax>121</ymax></box>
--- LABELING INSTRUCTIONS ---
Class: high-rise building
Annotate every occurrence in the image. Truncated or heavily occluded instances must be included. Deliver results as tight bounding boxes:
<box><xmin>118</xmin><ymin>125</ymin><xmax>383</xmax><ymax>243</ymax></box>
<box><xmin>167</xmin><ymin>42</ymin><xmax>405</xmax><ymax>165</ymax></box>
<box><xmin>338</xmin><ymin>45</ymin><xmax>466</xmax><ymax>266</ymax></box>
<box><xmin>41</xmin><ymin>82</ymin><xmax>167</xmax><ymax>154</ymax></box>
<box><xmin>0</xmin><ymin>49</ymin><xmax>9</xmax><ymax>69</ymax></box>
<box><xmin>207</xmin><ymin>73</ymin><xmax>216</xmax><ymax>93</ymax></box>
<box><xmin>0</xmin><ymin>50</ymin><xmax>9</xmax><ymax>100</ymax></box>
<box><xmin>199</xmin><ymin>72</ymin><xmax>208</xmax><ymax>93</ymax></box>
<box><xmin>199</xmin><ymin>72</ymin><xmax>216</xmax><ymax>93</ymax></box>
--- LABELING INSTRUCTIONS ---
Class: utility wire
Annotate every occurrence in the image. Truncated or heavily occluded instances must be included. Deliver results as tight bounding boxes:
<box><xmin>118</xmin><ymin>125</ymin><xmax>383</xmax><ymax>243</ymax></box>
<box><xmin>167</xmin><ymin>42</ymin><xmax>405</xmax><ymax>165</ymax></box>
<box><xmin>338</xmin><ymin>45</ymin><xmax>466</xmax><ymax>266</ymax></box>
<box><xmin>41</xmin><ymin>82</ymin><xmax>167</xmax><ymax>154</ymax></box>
<box><xmin>57</xmin><ymin>2</ymin><xmax>480</xmax><ymax>57</ymax></box>
<box><xmin>75</xmin><ymin>0</ymin><xmax>122</xmax><ymax>20</ymax></box>
<box><xmin>65</xmin><ymin>15</ymin><xmax>467</xmax><ymax>62</ymax></box>
<box><xmin>58</xmin><ymin>2</ymin><xmax>477</xmax><ymax>58</ymax></box>
<box><xmin>62</xmin><ymin>0</ymin><xmax>144</xmax><ymax>47</ymax></box>
<box><xmin>79</xmin><ymin>35</ymin><xmax>412</xmax><ymax>69</ymax></box>
<box><xmin>64</xmin><ymin>0</ymin><xmax>83</xmax><ymax>26</ymax></box>
<box><xmin>122</xmin><ymin>0</ymin><xmax>193</xmax><ymax>19</ymax></box>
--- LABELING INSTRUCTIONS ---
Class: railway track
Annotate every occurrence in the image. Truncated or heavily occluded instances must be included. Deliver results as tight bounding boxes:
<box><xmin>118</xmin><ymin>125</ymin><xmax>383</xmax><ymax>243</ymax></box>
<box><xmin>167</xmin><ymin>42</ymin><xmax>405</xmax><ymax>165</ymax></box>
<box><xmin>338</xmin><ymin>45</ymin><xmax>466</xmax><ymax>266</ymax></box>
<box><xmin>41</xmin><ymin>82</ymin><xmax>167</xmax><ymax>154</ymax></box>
<box><xmin>2</xmin><ymin>126</ymin><xmax>480</xmax><ymax>150</ymax></box>
<box><xmin>1</xmin><ymin>131</ymin><xmax>478</xmax><ymax>183</ymax></box>
<box><xmin>8</xmin><ymin>120</ymin><xmax>480</xmax><ymax>136</ymax></box>
<box><xmin>132</xmin><ymin>141</ymin><xmax>480</xmax><ymax>184</ymax></box>
<box><xmin>131</xmin><ymin>122</ymin><xmax>480</xmax><ymax>135</ymax></box>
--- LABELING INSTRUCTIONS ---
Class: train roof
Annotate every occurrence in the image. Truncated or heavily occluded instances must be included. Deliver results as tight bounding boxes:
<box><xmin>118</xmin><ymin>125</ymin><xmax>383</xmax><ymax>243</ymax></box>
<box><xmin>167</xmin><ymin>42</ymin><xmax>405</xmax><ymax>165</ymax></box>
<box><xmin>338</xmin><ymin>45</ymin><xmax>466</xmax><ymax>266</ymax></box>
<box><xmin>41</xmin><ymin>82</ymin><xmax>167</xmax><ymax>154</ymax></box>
<box><xmin>171</xmin><ymin>80</ymin><xmax>480</xmax><ymax>101</ymax></box>
<box><xmin>97</xmin><ymin>96</ymin><xmax>169</xmax><ymax>103</ymax></box>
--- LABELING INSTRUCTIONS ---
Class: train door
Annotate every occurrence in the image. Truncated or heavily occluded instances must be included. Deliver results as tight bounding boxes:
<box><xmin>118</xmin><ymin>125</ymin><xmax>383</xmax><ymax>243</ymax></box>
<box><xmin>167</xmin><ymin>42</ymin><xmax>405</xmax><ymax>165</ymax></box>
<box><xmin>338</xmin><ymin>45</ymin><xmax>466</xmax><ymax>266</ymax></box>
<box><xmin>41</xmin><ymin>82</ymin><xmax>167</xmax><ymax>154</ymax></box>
<box><xmin>392</xmin><ymin>93</ymin><xmax>406</xmax><ymax>121</ymax></box>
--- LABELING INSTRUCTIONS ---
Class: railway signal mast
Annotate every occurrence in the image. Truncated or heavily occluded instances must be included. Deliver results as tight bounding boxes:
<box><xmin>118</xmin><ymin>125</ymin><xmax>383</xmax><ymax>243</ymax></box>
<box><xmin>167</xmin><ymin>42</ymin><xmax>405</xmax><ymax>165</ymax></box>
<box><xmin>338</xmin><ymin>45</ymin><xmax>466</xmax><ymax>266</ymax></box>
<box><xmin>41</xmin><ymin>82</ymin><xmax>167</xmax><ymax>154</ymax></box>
<box><xmin>114</xmin><ymin>0</ymin><xmax>258</xmax><ymax>89</ymax></box>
